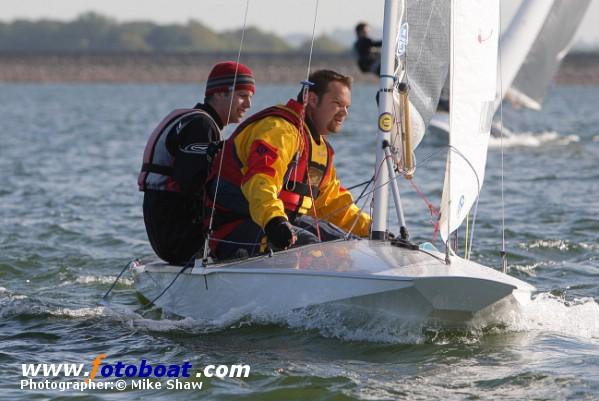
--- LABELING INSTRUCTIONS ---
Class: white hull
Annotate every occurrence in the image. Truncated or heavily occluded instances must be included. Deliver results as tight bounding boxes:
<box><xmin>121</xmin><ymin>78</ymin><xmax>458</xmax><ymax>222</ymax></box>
<box><xmin>131</xmin><ymin>240</ymin><xmax>534</xmax><ymax>324</ymax></box>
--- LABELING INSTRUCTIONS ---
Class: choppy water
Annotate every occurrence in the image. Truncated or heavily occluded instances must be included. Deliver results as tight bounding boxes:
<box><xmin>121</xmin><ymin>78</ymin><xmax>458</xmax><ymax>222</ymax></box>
<box><xmin>1</xmin><ymin>83</ymin><xmax>599</xmax><ymax>400</ymax></box>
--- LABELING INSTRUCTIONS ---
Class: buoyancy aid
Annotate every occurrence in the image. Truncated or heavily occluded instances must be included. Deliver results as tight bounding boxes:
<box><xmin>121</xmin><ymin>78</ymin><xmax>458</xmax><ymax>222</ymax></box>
<box><xmin>212</xmin><ymin>99</ymin><xmax>334</xmax><ymax>219</ymax></box>
<box><xmin>138</xmin><ymin>108</ymin><xmax>219</xmax><ymax>192</ymax></box>
<box><xmin>279</xmin><ymin>124</ymin><xmax>333</xmax><ymax>216</ymax></box>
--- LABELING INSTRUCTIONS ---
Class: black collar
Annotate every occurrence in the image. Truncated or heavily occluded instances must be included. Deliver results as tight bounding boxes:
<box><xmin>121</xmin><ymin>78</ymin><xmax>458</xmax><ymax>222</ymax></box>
<box><xmin>194</xmin><ymin>103</ymin><xmax>224</xmax><ymax>129</ymax></box>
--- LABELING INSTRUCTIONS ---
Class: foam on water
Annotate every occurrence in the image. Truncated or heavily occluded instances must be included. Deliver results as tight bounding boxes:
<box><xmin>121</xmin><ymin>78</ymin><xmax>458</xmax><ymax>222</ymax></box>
<box><xmin>488</xmin><ymin>131</ymin><xmax>579</xmax><ymax>148</ymax></box>
<box><xmin>495</xmin><ymin>293</ymin><xmax>599</xmax><ymax>340</ymax></box>
<box><xmin>94</xmin><ymin>287</ymin><xmax>599</xmax><ymax>345</ymax></box>
<box><xmin>74</xmin><ymin>275</ymin><xmax>134</xmax><ymax>286</ymax></box>
<box><xmin>49</xmin><ymin>306</ymin><xmax>106</xmax><ymax>318</ymax></box>
<box><xmin>525</xmin><ymin>239</ymin><xmax>571</xmax><ymax>251</ymax></box>
<box><xmin>220</xmin><ymin>292</ymin><xmax>599</xmax><ymax>344</ymax></box>
<box><xmin>283</xmin><ymin>305</ymin><xmax>430</xmax><ymax>344</ymax></box>
<box><xmin>99</xmin><ymin>302</ymin><xmax>255</xmax><ymax>334</ymax></box>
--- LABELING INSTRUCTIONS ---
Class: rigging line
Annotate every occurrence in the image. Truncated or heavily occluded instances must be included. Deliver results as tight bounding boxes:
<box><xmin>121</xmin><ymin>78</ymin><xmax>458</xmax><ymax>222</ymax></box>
<box><xmin>345</xmin><ymin>171</ymin><xmax>376</xmax><ymax>239</ymax></box>
<box><xmin>319</xmin><ymin>156</ymin><xmax>390</xmax><ymax>225</ymax></box>
<box><xmin>498</xmin><ymin>9</ymin><xmax>508</xmax><ymax>274</ymax></box>
<box><xmin>413</xmin><ymin>147</ymin><xmax>447</xmax><ymax>168</ymax></box>
<box><xmin>345</xmin><ymin>162</ymin><xmax>378</xmax><ymax>237</ymax></box>
<box><xmin>346</xmin><ymin>178</ymin><xmax>372</xmax><ymax>191</ymax></box>
<box><xmin>446</xmin><ymin>0</ymin><xmax>456</xmax><ymax>261</ymax></box>
<box><xmin>464</xmin><ymin>212</ymin><xmax>469</xmax><ymax>258</ymax></box>
<box><xmin>444</xmin><ymin>144</ymin><xmax>483</xmax><ymax>253</ymax></box>
<box><xmin>211</xmin><ymin>238</ymin><xmax>261</xmax><ymax>246</ymax></box>
<box><xmin>304</xmin><ymin>0</ymin><xmax>320</xmax><ymax>81</ymax></box>
<box><xmin>136</xmin><ymin>262</ymin><xmax>194</xmax><ymax>314</ymax></box>
<box><xmin>311</xmin><ymin>157</ymin><xmax>386</xmax><ymax>237</ymax></box>
<box><xmin>224</xmin><ymin>0</ymin><xmax>251</xmax><ymax>126</ymax></box>
<box><xmin>202</xmin><ymin>0</ymin><xmax>251</xmax><ymax>265</ymax></box>
<box><xmin>468</xmin><ymin>194</ymin><xmax>480</xmax><ymax>259</ymax></box>
<box><xmin>300</xmin><ymin>167</ymin><xmax>321</xmax><ymax>238</ymax></box>
<box><xmin>411</xmin><ymin>0</ymin><xmax>440</xmax><ymax>75</ymax></box>
<box><xmin>399</xmin><ymin>0</ymin><xmax>409</xmax><ymax>84</ymax></box>
<box><xmin>101</xmin><ymin>258</ymin><xmax>137</xmax><ymax>301</ymax></box>
<box><xmin>356</xmin><ymin>177</ymin><xmax>374</xmax><ymax>201</ymax></box>
<box><xmin>289</xmin><ymin>0</ymin><xmax>320</xmax><ymax>229</ymax></box>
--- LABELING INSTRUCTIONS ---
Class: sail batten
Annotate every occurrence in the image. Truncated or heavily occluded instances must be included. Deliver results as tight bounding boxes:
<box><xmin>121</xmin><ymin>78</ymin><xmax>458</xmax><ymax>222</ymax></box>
<box><xmin>439</xmin><ymin>0</ymin><xmax>500</xmax><ymax>245</ymax></box>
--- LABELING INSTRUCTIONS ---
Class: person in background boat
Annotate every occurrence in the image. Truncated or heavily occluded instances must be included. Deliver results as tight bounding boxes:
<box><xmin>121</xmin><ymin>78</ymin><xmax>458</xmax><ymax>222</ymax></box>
<box><xmin>138</xmin><ymin>61</ymin><xmax>255</xmax><ymax>265</ymax></box>
<box><xmin>353</xmin><ymin>22</ymin><xmax>382</xmax><ymax>75</ymax></box>
<box><xmin>206</xmin><ymin>69</ymin><xmax>371</xmax><ymax>260</ymax></box>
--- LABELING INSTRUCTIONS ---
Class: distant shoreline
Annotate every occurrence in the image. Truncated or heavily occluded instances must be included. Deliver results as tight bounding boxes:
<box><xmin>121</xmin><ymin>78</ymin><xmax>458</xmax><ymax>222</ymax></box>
<box><xmin>1</xmin><ymin>52</ymin><xmax>599</xmax><ymax>85</ymax></box>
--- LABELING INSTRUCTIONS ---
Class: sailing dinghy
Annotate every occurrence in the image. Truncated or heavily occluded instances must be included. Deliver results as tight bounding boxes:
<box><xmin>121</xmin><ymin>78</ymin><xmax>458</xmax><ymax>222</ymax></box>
<box><xmin>131</xmin><ymin>0</ymin><xmax>535</xmax><ymax>325</ymax></box>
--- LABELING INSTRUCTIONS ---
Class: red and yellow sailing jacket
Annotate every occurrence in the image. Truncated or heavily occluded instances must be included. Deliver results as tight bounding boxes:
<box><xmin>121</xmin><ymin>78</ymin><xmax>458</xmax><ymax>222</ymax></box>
<box><xmin>210</xmin><ymin>99</ymin><xmax>371</xmax><ymax>237</ymax></box>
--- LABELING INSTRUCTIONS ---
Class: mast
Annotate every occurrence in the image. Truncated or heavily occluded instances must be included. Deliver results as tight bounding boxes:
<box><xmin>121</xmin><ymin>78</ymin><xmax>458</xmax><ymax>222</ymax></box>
<box><xmin>371</xmin><ymin>0</ymin><xmax>402</xmax><ymax>240</ymax></box>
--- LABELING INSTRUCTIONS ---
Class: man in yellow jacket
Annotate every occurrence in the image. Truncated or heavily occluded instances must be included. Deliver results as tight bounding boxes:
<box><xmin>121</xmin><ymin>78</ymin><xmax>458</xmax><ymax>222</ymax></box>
<box><xmin>207</xmin><ymin>69</ymin><xmax>371</xmax><ymax>259</ymax></box>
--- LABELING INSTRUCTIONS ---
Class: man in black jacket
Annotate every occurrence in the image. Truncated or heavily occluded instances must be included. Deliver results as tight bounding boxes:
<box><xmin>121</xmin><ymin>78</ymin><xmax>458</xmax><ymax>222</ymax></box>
<box><xmin>353</xmin><ymin>22</ymin><xmax>382</xmax><ymax>75</ymax></box>
<box><xmin>138</xmin><ymin>61</ymin><xmax>255</xmax><ymax>265</ymax></box>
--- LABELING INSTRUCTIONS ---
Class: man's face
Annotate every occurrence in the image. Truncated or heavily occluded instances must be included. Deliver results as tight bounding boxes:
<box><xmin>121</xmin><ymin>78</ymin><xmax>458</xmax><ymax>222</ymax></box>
<box><xmin>225</xmin><ymin>89</ymin><xmax>253</xmax><ymax>124</ymax></box>
<box><xmin>308</xmin><ymin>81</ymin><xmax>351</xmax><ymax>135</ymax></box>
<box><xmin>213</xmin><ymin>89</ymin><xmax>253</xmax><ymax>125</ymax></box>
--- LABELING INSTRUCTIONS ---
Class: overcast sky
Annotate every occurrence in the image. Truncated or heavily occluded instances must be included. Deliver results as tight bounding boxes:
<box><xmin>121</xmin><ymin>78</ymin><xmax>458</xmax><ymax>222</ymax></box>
<box><xmin>2</xmin><ymin>0</ymin><xmax>598</xmax><ymax>47</ymax></box>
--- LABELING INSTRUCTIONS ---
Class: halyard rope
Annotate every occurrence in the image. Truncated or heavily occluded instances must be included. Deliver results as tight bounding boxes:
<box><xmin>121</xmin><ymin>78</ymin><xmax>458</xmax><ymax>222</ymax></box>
<box><xmin>202</xmin><ymin>0</ymin><xmax>251</xmax><ymax>265</ymax></box>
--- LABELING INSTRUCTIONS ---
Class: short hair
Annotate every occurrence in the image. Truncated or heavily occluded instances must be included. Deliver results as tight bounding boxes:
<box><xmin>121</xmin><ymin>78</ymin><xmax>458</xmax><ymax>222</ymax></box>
<box><xmin>296</xmin><ymin>69</ymin><xmax>353</xmax><ymax>103</ymax></box>
<box><xmin>355</xmin><ymin>22</ymin><xmax>368</xmax><ymax>35</ymax></box>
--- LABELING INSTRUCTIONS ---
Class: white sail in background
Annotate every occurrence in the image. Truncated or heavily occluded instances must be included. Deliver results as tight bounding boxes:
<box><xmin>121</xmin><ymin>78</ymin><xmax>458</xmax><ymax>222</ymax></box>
<box><xmin>439</xmin><ymin>0</ymin><xmax>499</xmax><ymax>244</ymax></box>
<box><xmin>496</xmin><ymin>0</ymin><xmax>553</xmax><ymax>112</ymax></box>
<box><xmin>506</xmin><ymin>0</ymin><xmax>591</xmax><ymax>110</ymax></box>
<box><xmin>429</xmin><ymin>0</ymin><xmax>553</xmax><ymax>135</ymax></box>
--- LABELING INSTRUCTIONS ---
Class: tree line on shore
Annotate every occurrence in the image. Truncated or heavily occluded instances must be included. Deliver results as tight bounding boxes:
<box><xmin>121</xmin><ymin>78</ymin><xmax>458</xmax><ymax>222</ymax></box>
<box><xmin>0</xmin><ymin>12</ymin><xmax>348</xmax><ymax>53</ymax></box>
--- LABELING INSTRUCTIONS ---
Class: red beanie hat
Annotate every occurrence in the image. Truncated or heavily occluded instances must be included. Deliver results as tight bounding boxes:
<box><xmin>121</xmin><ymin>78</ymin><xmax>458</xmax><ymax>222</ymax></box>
<box><xmin>205</xmin><ymin>61</ymin><xmax>256</xmax><ymax>96</ymax></box>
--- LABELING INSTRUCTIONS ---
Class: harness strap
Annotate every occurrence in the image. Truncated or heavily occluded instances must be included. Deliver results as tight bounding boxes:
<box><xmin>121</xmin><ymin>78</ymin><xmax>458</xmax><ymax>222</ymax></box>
<box><xmin>141</xmin><ymin>163</ymin><xmax>173</xmax><ymax>176</ymax></box>
<box><xmin>284</xmin><ymin>181</ymin><xmax>320</xmax><ymax>198</ymax></box>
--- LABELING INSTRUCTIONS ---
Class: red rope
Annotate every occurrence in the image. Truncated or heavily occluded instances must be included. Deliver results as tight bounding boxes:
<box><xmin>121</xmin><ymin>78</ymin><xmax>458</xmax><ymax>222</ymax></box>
<box><xmin>299</xmin><ymin>84</ymin><xmax>321</xmax><ymax>240</ymax></box>
<box><xmin>409</xmin><ymin>179</ymin><xmax>441</xmax><ymax>242</ymax></box>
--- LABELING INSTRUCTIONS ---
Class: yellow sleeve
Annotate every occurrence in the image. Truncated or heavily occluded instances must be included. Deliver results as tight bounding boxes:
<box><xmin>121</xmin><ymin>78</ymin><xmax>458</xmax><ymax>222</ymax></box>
<box><xmin>311</xmin><ymin>164</ymin><xmax>371</xmax><ymax>237</ymax></box>
<box><xmin>234</xmin><ymin>116</ymin><xmax>300</xmax><ymax>229</ymax></box>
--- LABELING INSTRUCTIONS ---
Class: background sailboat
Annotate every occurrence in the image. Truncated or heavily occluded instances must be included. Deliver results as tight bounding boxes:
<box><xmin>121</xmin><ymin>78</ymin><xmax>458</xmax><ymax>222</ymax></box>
<box><xmin>506</xmin><ymin>0</ymin><xmax>592</xmax><ymax>110</ymax></box>
<box><xmin>430</xmin><ymin>0</ymin><xmax>591</xmax><ymax>134</ymax></box>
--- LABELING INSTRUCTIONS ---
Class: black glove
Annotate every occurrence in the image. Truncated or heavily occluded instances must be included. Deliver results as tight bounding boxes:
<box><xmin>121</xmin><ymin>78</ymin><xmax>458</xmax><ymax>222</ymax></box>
<box><xmin>265</xmin><ymin>217</ymin><xmax>294</xmax><ymax>250</ymax></box>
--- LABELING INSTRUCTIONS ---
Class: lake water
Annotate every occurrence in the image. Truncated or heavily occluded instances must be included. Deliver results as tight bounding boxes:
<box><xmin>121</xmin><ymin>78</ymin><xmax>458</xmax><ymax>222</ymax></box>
<box><xmin>1</xmin><ymin>83</ymin><xmax>599</xmax><ymax>400</ymax></box>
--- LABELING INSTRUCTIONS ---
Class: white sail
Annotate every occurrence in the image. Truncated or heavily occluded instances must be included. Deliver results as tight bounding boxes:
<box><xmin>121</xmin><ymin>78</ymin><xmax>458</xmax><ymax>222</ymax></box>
<box><xmin>430</xmin><ymin>0</ymin><xmax>554</xmax><ymax>134</ymax></box>
<box><xmin>497</xmin><ymin>0</ymin><xmax>554</xmax><ymax>111</ymax></box>
<box><xmin>506</xmin><ymin>0</ymin><xmax>591</xmax><ymax>110</ymax></box>
<box><xmin>438</xmin><ymin>0</ymin><xmax>499</xmax><ymax>244</ymax></box>
<box><xmin>391</xmin><ymin>0</ymin><xmax>451</xmax><ymax>150</ymax></box>
<box><xmin>372</xmin><ymin>0</ymin><xmax>449</xmax><ymax>235</ymax></box>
